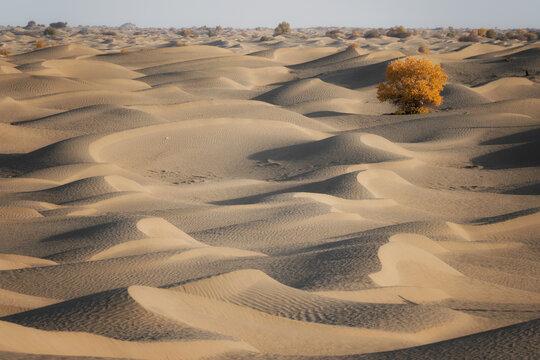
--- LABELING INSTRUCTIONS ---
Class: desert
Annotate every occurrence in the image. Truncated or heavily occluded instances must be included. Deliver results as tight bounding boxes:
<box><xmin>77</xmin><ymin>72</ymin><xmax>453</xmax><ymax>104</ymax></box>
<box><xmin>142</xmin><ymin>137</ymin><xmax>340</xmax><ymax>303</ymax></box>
<box><xmin>0</xmin><ymin>18</ymin><xmax>539</xmax><ymax>359</ymax></box>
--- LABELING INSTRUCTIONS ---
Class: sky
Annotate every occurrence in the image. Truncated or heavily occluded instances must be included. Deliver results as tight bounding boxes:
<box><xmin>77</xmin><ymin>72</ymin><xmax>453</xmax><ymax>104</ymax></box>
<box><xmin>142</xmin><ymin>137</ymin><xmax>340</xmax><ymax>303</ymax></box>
<box><xmin>1</xmin><ymin>0</ymin><xmax>539</xmax><ymax>29</ymax></box>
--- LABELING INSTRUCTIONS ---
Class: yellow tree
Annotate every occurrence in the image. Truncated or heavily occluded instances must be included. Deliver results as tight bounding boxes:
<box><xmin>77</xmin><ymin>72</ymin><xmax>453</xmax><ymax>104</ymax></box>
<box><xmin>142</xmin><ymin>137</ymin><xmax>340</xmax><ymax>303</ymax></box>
<box><xmin>377</xmin><ymin>57</ymin><xmax>448</xmax><ymax>114</ymax></box>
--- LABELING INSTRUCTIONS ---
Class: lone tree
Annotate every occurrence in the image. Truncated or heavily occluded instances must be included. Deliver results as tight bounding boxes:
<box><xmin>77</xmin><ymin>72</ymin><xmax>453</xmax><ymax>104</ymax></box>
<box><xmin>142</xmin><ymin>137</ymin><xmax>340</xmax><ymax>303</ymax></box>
<box><xmin>377</xmin><ymin>57</ymin><xmax>448</xmax><ymax>114</ymax></box>
<box><xmin>274</xmin><ymin>21</ymin><xmax>290</xmax><ymax>36</ymax></box>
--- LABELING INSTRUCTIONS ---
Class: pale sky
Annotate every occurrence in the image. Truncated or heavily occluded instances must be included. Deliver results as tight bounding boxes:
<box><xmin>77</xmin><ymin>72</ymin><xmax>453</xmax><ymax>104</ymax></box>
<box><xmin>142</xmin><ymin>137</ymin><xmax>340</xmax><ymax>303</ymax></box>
<box><xmin>2</xmin><ymin>0</ymin><xmax>539</xmax><ymax>29</ymax></box>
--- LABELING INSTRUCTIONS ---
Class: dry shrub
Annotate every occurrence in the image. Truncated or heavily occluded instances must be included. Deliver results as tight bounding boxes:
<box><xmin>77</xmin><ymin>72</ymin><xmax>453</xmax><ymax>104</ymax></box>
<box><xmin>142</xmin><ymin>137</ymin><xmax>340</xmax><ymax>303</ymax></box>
<box><xmin>207</xmin><ymin>28</ymin><xmax>218</xmax><ymax>37</ymax></box>
<box><xmin>418</xmin><ymin>45</ymin><xmax>430</xmax><ymax>54</ymax></box>
<box><xmin>120</xmin><ymin>49</ymin><xmax>129</xmax><ymax>53</ymax></box>
<box><xmin>458</xmin><ymin>34</ymin><xmax>479</xmax><ymax>42</ymax></box>
<box><xmin>348</xmin><ymin>29</ymin><xmax>361</xmax><ymax>39</ymax></box>
<box><xmin>325</xmin><ymin>29</ymin><xmax>343</xmax><ymax>39</ymax></box>
<box><xmin>506</xmin><ymin>31</ymin><xmax>526</xmax><ymax>41</ymax></box>
<box><xmin>377</xmin><ymin>57</ymin><xmax>448</xmax><ymax>114</ymax></box>
<box><xmin>346</xmin><ymin>43</ymin><xmax>360</xmax><ymax>50</ymax></box>
<box><xmin>33</xmin><ymin>39</ymin><xmax>46</xmax><ymax>49</ymax></box>
<box><xmin>133</xmin><ymin>31</ymin><xmax>143</xmax><ymax>35</ymax></box>
<box><xmin>486</xmin><ymin>29</ymin><xmax>497</xmax><ymax>39</ymax></box>
<box><xmin>364</xmin><ymin>29</ymin><xmax>380</xmax><ymax>38</ymax></box>
<box><xmin>179</xmin><ymin>29</ymin><xmax>192</xmax><ymax>37</ymax></box>
<box><xmin>50</xmin><ymin>41</ymin><xmax>57</xmax><ymax>47</ymax></box>
<box><xmin>49</xmin><ymin>22</ymin><xmax>67</xmax><ymax>29</ymax></box>
<box><xmin>103</xmin><ymin>31</ymin><xmax>117</xmax><ymax>36</ymax></box>
<box><xmin>477</xmin><ymin>28</ymin><xmax>487</xmax><ymax>37</ymax></box>
<box><xmin>526</xmin><ymin>32</ymin><xmax>538</xmax><ymax>41</ymax></box>
<box><xmin>175</xmin><ymin>42</ymin><xmax>187</xmax><ymax>47</ymax></box>
<box><xmin>260</xmin><ymin>35</ymin><xmax>271</xmax><ymax>42</ymax></box>
<box><xmin>431</xmin><ymin>33</ymin><xmax>444</xmax><ymax>39</ymax></box>
<box><xmin>43</xmin><ymin>27</ymin><xmax>57</xmax><ymax>37</ymax></box>
<box><xmin>274</xmin><ymin>21</ymin><xmax>290</xmax><ymax>36</ymax></box>
<box><xmin>0</xmin><ymin>49</ymin><xmax>11</xmax><ymax>56</ymax></box>
<box><xmin>386</xmin><ymin>26</ymin><xmax>410</xmax><ymax>38</ymax></box>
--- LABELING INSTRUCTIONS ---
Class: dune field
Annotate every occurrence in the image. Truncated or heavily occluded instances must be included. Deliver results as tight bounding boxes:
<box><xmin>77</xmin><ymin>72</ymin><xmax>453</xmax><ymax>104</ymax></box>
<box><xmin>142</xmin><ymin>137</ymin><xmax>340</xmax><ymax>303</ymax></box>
<box><xmin>0</xmin><ymin>27</ymin><xmax>539</xmax><ymax>359</ymax></box>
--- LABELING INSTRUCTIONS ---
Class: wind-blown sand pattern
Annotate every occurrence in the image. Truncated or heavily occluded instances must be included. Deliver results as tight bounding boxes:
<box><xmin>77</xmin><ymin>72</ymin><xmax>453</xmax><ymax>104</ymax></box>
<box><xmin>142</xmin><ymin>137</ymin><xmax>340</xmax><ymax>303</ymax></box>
<box><xmin>0</xmin><ymin>29</ymin><xmax>539</xmax><ymax>359</ymax></box>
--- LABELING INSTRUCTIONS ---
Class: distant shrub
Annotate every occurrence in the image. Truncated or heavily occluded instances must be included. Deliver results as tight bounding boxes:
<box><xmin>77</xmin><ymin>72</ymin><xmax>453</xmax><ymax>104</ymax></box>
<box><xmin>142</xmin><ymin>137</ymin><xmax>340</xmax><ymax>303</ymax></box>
<box><xmin>377</xmin><ymin>57</ymin><xmax>448</xmax><ymax>114</ymax></box>
<box><xmin>49</xmin><ymin>22</ymin><xmax>67</xmax><ymax>29</ymax></box>
<box><xmin>260</xmin><ymin>35</ymin><xmax>271</xmax><ymax>41</ymax></box>
<box><xmin>470</xmin><ymin>29</ymin><xmax>479</xmax><ymax>37</ymax></box>
<box><xmin>103</xmin><ymin>31</ymin><xmax>117</xmax><ymax>36</ymax></box>
<box><xmin>486</xmin><ymin>29</ymin><xmax>497</xmax><ymax>39</ymax></box>
<box><xmin>496</xmin><ymin>33</ymin><xmax>508</xmax><ymax>41</ymax></box>
<box><xmin>50</xmin><ymin>41</ymin><xmax>57</xmax><ymax>47</ymax></box>
<box><xmin>43</xmin><ymin>27</ymin><xmax>57</xmax><ymax>37</ymax></box>
<box><xmin>274</xmin><ymin>21</ymin><xmax>290</xmax><ymax>36</ymax></box>
<box><xmin>364</xmin><ymin>29</ymin><xmax>380</xmax><ymax>38</ymax></box>
<box><xmin>506</xmin><ymin>31</ymin><xmax>527</xmax><ymax>41</ymax></box>
<box><xmin>133</xmin><ymin>31</ymin><xmax>143</xmax><ymax>35</ymax></box>
<box><xmin>431</xmin><ymin>33</ymin><xmax>444</xmax><ymax>39</ymax></box>
<box><xmin>477</xmin><ymin>28</ymin><xmax>487</xmax><ymax>37</ymax></box>
<box><xmin>525</xmin><ymin>32</ymin><xmax>538</xmax><ymax>41</ymax></box>
<box><xmin>346</xmin><ymin>43</ymin><xmax>360</xmax><ymax>50</ymax></box>
<box><xmin>120</xmin><ymin>49</ymin><xmax>129</xmax><ymax>53</ymax></box>
<box><xmin>348</xmin><ymin>29</ymin><xmax>361</xmax><ymax>39</ymax></box>
<box><xmin>0</xmin><ymin>49</ymin><xmax>12</xmax><ymax>56</ymax></box>
<box><xmin>386</xmin><ymin>26</ymin><xmax>410</xmax><ymax>38</ymax></box>
<box><xmin>33</xmin><ymin>39</ymin><xmax>46</xmax><ymax>49</ymax></box>
<box><xmin>179</xmin><ymin>29</ymin><xmax>192</xmax><ymax>37</ymax></box>
<box><xmin>418</xmin><ymin>45</ymin><xmax>430</xmax><ymax>54</ymax></box>
<box><xmin>175</xmin><ymin>42</ymin><xmax>187</xmax><ymax>47</ymax></box>
<box><xmin>25</xmin><ymin>20</ymin><xmax>36</xmax><ymax>29</ymax></box>
<box><xmin>458</xmin><ymin>34</ymin><xmax>479</xmax><ymax>42</ymax></box>
<box><xmin>325</xmin><ymin>29</ymin><xmax>344</xmax><ymax>39</ymax></box>
<box><xmin>446</xmin><ymin>32</ymin><xmax>455</xmax><ymax>38</ymax></box>
<box><xmin>207</xmin><ymin>28</ymin><xmax>218</xmax><ymax>37</ymax></box>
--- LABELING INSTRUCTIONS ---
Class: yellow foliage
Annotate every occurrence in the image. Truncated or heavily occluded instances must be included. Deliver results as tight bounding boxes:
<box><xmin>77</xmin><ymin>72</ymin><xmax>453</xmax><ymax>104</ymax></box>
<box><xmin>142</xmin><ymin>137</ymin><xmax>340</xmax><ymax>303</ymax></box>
<box><xmin>377</xmin><ymin>57</ymin><xmax>448</xmax><ymax>115</ymax></box>
<box><xmin>33</xmin><ymin>40</ymin><xmax>46</xmax><ymax>49</ymax></box>
<box><xmin>120</xmin><ymin>49</ymin><xmax>129</xmax><ymax>53</ymax></box>
<box><xmin>478</xmin><ymin>28</ymin><xmax>487</xmax><ymax>37</ymax></box>
<box><xmin>0</xmin><ymin>49</ymin><xmax>11</xmax><ymax>56</ymax></box>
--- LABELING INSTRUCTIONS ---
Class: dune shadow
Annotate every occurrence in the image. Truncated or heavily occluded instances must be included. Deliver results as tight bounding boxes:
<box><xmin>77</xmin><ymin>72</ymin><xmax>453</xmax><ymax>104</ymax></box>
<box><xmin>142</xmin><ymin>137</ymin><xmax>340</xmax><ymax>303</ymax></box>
<box><xmin>472</xmin><ymin>141</ymin><xmax>540</xmax><ymax>169</ymax></box>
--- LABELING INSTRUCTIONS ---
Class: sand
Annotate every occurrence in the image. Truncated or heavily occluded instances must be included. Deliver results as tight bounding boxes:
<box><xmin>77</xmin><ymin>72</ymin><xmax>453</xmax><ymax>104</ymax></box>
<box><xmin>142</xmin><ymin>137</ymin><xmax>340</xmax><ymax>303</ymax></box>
<box><xmin>0</xmin><ymin>26</ymin><xmax>539</xmax><ymax>359</ymax></box>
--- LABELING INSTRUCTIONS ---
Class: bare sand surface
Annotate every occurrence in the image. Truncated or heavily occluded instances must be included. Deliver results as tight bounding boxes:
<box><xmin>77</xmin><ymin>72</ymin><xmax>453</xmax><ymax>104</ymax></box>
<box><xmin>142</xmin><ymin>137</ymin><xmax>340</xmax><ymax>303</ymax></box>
<box><xmin>0</xmin><ymin>26</ymin><xmax>539</xmax><ymax>359</ymax></box>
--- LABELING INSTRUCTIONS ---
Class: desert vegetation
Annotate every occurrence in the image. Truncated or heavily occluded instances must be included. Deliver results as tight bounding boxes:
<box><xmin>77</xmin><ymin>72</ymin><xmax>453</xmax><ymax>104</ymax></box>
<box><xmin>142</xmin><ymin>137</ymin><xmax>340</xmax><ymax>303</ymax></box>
<box><xmin>348</xmin><ymin>29</ymin><xmax>361</xmax><ymax>39</ymax></box>
<box><xmin>33</xmin><ymin>39</ymin><xmax>46</xmax><ymax>49</ymax></box>
<box><xmin>386</xmin><ymin>26</ymin><xmax>410</xmax><ymax>38</ymax></box>
<box><xmin>325</xmin><ymin>29</ymin><xmax>344</xmax><ymax>39</ymax></box>
<box><xmin>274</xmin><ymin>21</ymin><xmax>291</xmax><ymax>35</ymax></box>
<box><xmin>49</xmin><ymin>21</ymin><xmax>67</xmax><ymax>29</ymax></box>
<box><xmin>179</xmin><ymin>29</ymin><xmax>192</xmax><ymax>37</ymax></box>
<box><xmin>377</xmin><ymin>57</ymin><xmax>448</xmax><ymax>114</ymax></box>
<box><xmin>364</xmin><ymin>29</ymin><xmax>380</xmax><ymax>38</ymax></box>
<box><xmin>0</xmin><ymin>48</ymin><xmax>11</xmax><ymax>56</ymax></box>
<box><xmin>418</xmin><ymin>45</ymin><xmax>430</xmax><ymax>54</ymax></box>
<box><xmin>458</xmin><ymin>34</ymin><xmax>479</xmax><ymax>42</ymax></box>
<box><xmin>43</xmin><ymin>26</ymin><xmax>57</xmax><ymax>37</ymax></box>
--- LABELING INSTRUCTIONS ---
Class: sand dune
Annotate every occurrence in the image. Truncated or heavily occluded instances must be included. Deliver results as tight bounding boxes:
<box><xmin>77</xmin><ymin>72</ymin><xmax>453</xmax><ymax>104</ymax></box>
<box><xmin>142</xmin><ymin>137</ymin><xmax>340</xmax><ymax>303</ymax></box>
<box><xmin>0</xmin><ymin>27</ymin><xmax>538</xmax><ymax>359</ymax></box>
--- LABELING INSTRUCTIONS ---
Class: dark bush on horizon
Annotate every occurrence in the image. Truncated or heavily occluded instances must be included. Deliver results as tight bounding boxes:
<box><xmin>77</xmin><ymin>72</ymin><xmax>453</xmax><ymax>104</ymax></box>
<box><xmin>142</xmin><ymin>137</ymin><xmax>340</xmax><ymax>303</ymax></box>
<box><xmin>364</xmin><ymin>29</ymin><xmax>380</xmax><ymax>38</ymax></box>
<box><xmin>49</xmin><ymin>22</ymin><xmax>67</xmax><ymax>29</ymax></box>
